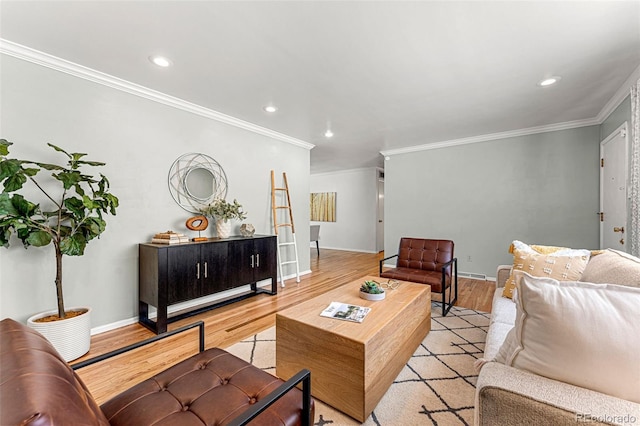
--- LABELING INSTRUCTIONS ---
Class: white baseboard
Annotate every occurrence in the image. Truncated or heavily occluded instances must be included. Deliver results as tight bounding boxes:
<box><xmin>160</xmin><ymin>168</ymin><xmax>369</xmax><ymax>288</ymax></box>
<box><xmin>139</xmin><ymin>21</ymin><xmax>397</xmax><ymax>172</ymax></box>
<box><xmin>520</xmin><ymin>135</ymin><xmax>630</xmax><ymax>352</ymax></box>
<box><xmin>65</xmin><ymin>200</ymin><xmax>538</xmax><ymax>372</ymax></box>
<box><xmin>91</xmin><ymin>272</ymin><xmax>311</xmax><ymax>335</ymax></box>
<box><xmin>317</xmin><ymin>246</ymin><xmax>378</xmax><ymax>254</ymax></box>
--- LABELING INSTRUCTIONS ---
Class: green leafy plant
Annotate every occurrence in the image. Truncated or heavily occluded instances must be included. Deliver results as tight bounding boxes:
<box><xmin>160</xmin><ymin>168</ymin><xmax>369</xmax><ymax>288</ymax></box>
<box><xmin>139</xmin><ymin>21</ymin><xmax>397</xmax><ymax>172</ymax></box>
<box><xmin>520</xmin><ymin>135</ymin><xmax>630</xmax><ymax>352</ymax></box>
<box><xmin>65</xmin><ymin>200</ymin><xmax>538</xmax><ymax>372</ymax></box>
<box><xmin>0</xmin><ymin>139</ymin><xmax>119</xmax><ymax>319</ymax></box>
<box><xmin>360</xmin><ymin>280</ymin><xmax>384</xmax><ymax>294</ymax></box>
<box><xmin>199</xmin><ymin>198</ymin><xmax>247</xmax><ymax>221</ymax></box>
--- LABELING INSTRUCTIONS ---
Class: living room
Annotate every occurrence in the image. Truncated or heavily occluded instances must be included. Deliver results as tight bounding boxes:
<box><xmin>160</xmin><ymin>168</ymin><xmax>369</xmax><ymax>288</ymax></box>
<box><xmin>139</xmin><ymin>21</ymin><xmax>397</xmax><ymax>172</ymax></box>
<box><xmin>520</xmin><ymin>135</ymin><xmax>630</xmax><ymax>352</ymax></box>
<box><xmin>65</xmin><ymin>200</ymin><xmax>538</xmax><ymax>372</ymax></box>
<box><xmin>1</xmin><ymin>1</ymin><xmax>640</xmax><ymax>425</ymax></box>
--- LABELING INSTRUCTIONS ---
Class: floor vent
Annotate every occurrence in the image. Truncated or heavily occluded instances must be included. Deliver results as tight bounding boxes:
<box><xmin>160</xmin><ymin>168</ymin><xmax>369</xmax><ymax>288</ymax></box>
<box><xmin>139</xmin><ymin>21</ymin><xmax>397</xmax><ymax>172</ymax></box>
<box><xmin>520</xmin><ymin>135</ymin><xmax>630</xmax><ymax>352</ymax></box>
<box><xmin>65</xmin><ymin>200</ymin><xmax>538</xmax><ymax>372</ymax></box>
<box><xmin>458</xmin><ymin>271</ymin><xmax>487</xmax><ymax>280</ymax></box>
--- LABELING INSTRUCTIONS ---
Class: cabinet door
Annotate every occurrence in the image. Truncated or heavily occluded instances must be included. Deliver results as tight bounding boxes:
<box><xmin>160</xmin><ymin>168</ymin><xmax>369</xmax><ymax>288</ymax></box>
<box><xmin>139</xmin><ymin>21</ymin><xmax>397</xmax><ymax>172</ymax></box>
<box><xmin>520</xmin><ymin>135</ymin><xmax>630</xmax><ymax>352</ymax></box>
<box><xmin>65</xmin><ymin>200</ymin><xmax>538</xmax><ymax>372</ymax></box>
<box><xmin>229</xmin><ymin>239</ymin><xmax>256</xmax><ymax>288</ymax></box>
<box><xmin>167</xmin><ymin>245</ymin><xmax>201</xmax><ymax>304</ymax></box>
<box><xmin>253</xmin><ymin>236</ymin><xmax>277</xmax><ymax>282</ymax></box>
<box><xmin>201</xmin><ymin>241</ymin><xmax>229</xmax><ymax>295</ymax></box>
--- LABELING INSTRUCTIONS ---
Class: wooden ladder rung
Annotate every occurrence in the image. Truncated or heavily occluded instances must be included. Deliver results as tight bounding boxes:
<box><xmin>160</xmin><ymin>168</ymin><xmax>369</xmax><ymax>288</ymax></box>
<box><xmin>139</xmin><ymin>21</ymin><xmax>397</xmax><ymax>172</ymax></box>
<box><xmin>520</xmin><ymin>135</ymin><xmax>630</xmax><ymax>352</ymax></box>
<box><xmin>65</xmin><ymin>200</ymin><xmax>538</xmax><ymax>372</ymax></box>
<box><xmin>271</xmin><ymin>169</ymin><xmax>300</xmax><ymax>286</ymax></box>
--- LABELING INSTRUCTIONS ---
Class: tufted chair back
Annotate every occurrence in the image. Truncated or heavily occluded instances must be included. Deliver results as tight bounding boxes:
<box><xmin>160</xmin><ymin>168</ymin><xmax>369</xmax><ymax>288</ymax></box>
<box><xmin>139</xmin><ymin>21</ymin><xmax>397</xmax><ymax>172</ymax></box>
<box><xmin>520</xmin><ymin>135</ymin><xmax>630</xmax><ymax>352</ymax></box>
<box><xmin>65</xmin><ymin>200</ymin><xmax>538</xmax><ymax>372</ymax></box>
<box><xmin>396</xmin><ymin>238</ymin><xmax>454</xmax><ymax>275</ymax></box>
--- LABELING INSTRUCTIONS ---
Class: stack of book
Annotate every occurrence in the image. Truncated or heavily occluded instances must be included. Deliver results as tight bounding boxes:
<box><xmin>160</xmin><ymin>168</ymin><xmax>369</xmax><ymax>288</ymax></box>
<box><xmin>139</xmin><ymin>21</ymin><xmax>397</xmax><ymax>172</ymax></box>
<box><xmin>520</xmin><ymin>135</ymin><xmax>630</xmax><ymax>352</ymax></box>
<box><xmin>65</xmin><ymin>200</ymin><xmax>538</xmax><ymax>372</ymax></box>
<box><xmin>151</xmin><ymin>231</ymin><xmax>190</xmax><ymax>244</ymax></box>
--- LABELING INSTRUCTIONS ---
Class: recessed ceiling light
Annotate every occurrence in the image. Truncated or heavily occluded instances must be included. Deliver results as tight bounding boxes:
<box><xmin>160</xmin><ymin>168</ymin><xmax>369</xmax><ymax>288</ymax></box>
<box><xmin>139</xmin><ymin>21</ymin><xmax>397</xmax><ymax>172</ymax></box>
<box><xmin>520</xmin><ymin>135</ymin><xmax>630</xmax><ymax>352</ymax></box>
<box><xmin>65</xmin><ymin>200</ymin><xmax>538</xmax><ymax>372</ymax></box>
<box><xmin>149</xmin><ymin>55</ymin><xmax>172</xmax><ymax>67</ymax></box>
<box><xmin>537</xmin><ymin>76</ymin><xmax>561</xmax><ymax>87</ymax></box>
<box><xmin>263</xmin><ymin>105</ymin><xmax>278</xmax><ymax>113</ymax></box>
<box><xmin>324</xmin><ymin>129</ymin><xmax>334</xmax><ymax>138</ymax></box>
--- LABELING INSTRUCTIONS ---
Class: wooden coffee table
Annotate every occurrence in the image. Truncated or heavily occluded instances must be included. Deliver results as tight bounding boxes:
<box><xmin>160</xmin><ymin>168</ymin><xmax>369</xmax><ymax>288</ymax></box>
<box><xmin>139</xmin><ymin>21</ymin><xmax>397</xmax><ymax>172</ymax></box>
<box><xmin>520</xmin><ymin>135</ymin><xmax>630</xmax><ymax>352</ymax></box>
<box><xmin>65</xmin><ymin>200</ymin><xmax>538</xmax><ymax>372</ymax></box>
<box><xmin>275</xmin><ymin>275</ymin><xmax>431</xmax><ymax>422</ymax></box>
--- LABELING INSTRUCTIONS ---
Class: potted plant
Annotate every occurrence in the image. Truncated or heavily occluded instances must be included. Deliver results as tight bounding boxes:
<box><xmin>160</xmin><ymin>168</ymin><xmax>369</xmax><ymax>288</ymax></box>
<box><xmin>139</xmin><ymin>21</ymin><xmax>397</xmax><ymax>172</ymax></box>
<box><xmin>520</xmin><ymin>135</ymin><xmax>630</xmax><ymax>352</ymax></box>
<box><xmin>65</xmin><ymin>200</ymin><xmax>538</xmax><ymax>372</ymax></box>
<box><xmin>360</xmin><ymin>280</ymin><xmax>386</xmax><ymax>301</ymax></box>
<box><xmin>0</xmin><ymin>139</ymin><xmax>119</xmax><ymax>361</ymax></box>
<box><xmin>199</xmin><ymin>198</ymin><xmax>247</xmax><ymax>239</ymax></box>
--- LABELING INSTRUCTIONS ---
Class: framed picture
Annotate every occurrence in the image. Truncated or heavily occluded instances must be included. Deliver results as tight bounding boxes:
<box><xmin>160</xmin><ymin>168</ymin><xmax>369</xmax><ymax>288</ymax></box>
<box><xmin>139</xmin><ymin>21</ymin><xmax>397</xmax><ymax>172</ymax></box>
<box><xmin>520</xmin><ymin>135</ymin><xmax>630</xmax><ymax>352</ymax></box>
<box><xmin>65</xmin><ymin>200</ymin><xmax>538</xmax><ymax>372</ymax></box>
<box><xmin>310</xmin><ymin>192</ymin><xmax>336</xmax><ymax>222</ymax></box>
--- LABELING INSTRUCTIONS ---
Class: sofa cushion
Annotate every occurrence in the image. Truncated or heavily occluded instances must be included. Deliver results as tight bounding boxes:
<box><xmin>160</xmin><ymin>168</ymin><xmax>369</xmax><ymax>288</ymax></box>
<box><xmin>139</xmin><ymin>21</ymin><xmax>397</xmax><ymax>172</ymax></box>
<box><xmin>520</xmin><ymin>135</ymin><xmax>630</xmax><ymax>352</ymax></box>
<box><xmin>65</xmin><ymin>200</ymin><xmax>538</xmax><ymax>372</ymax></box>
<box><xmin>489</xmin><ymin>290</ymin><xmax>516</xmax><ymax>326</ymax></box>
<box><xmin>483</xmin><ymin>320</ymin><xmax>513</xmax><ymax>361</ymax></box>
<box><xmin>580</xmin><ymin>248</ymin><xmax>640</xmax><ymax>287</ymax></box>
<box><xmin>502</xmin><ymin>248</ymin><xmax>590</xmax><ymax>299</ymax></box>
<box><xmin>494</xmin><ymin>273</ymin><xmax>640</xmax><ymax>404</ymax></box>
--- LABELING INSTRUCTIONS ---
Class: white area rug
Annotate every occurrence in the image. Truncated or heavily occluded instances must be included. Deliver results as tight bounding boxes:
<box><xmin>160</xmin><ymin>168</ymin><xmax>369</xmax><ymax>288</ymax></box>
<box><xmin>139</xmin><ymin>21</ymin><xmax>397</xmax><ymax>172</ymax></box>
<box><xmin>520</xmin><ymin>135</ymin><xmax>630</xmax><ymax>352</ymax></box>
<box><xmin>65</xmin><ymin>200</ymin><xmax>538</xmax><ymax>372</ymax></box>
<box><xmin>226</xmin><ymin>302</ymin><xmax>490</xmax><ymax>426</ymax></box>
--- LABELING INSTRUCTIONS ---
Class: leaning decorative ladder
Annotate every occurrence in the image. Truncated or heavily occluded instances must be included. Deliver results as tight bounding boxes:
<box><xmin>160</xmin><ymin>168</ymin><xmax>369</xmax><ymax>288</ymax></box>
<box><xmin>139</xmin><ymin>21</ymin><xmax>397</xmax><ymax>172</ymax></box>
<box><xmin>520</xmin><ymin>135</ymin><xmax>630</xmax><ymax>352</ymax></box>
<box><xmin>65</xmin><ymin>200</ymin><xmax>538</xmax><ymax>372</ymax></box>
<box><xmin>270</xmin><ymin>170</ymin><xmax>301</xmax><ymax>287</ymax></box>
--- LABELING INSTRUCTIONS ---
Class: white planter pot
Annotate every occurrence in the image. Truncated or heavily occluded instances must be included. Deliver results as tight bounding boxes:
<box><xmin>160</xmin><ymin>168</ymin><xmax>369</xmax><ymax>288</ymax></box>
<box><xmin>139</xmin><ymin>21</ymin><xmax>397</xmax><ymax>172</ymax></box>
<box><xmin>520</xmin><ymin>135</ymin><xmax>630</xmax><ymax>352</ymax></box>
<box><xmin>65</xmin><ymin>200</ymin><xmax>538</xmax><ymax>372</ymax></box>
<box><xmin>360</xmin><ymin>291</ymin><xmax>385</xmax><ymax>301</ymax></box>
<box><xmin>27</xmin><ymin>307</ymin><xmax>91</xmax><ymax>362</ymax></box>
<box><xmin>216</xmin><ymin>219</ymin><xmax>231</xmax><ymax>239</ymax></box>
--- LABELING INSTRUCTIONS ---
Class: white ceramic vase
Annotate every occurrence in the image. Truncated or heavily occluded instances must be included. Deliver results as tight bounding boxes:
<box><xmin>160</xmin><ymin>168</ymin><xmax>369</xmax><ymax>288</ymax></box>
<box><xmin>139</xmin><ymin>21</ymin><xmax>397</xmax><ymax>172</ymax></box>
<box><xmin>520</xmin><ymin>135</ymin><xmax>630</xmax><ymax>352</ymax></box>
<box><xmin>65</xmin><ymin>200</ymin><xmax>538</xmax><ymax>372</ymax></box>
<box><xmin>216</xmin><ymin>219</ymin><xmax>231</xmax><ymax>239</ymax></box>
<box><xmin>27</xmin><ymin>307</ymin><xmax>91</xmax><ymax>362</ymax></box>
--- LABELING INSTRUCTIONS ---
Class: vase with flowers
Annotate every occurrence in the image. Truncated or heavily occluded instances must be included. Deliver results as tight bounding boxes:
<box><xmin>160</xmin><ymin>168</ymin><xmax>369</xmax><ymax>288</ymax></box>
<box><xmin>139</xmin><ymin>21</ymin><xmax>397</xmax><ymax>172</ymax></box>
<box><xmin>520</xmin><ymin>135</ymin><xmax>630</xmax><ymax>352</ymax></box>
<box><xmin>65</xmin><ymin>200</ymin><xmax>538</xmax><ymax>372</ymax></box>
<box><xmin>199</xmin><ymin>198</ymin><xmax>247</xmax><ymax>239</ymax></box>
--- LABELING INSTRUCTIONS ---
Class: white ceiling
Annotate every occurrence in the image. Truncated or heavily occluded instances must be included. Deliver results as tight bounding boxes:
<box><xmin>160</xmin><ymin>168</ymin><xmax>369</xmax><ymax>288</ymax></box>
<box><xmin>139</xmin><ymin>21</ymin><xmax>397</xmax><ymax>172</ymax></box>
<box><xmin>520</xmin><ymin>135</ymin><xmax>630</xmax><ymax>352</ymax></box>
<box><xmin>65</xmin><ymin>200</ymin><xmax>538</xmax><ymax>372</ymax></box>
<box><xmin>1</xmin><ymin>1</ymin><xmax>639</xmax><ymax>173</ymax></box>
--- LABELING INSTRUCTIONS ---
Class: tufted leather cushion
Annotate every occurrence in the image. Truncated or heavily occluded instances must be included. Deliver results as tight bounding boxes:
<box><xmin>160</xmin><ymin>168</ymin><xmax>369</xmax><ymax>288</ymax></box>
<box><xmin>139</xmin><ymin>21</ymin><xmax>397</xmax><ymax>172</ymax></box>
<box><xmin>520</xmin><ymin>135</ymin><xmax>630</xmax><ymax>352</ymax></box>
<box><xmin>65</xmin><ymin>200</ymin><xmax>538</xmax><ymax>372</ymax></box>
<box><xmin>101</xmin><ymin>348</ymin><xmax>311</xmax><ymax>426</ymax></box>
<box><xmin>0</xmin><ymin>318</ymin><xmax>110</xmax><ymax>425</ymax></box>
<box><xmin>381</xmin><ymin>238</ymin><xmax>454</xmax><ymax>292</ymax></box>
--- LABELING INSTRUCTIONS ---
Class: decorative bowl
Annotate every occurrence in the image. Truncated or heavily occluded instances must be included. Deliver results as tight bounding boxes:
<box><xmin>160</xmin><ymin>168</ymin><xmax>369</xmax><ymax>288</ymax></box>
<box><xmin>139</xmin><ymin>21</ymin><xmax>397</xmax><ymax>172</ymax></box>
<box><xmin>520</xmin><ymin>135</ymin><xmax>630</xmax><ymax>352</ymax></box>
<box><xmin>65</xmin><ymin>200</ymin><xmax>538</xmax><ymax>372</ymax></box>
<box><xmin>359</xmin><ymin>290</ymin><xmax>385</xmax><ymax>301</ymax></box>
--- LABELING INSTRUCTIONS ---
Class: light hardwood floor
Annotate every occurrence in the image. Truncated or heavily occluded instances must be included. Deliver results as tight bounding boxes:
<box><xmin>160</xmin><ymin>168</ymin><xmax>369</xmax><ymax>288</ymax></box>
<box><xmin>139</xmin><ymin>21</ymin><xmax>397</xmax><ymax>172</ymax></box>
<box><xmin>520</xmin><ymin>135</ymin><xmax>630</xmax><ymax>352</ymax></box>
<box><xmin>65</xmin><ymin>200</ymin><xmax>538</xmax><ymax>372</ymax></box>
<box><xmin>75</xmin><ymin>249</ymin><xmax>495</xmax><ymax>404</ymax></box>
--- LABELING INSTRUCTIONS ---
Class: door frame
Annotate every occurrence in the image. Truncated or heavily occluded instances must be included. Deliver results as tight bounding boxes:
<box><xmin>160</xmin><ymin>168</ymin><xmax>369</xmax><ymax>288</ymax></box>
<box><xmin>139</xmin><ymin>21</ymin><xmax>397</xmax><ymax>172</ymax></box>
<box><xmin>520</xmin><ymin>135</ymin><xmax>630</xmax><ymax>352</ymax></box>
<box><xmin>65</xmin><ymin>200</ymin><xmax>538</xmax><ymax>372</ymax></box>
<box><xmin>599</xmin><ymin>122</ymin><xmax>629</xmax><ymax>250</ymax></box>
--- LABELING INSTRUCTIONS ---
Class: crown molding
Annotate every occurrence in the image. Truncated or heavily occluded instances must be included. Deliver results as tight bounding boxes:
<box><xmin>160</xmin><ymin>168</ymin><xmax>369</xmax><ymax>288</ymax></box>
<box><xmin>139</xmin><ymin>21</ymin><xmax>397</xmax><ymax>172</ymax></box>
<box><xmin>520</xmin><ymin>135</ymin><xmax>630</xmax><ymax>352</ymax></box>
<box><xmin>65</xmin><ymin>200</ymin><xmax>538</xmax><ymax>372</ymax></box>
<box><xmin>380</xmin><ymin>117</ymin><xmax>600</xmax><ymax>157</ymax></box>
<box><xmin>595</xmin><ymin>63</ymin><xmax>640</xmax><ymax>123</ymax></box>
<box><xmin>380</xmin><ymin>64</ymin><xmax>640</xmax><ymax>158</ymax></box>
<box><xmin>0</xmin><ymin>39</ymin><xmax>315</xmax><ymax>151</ymax></box>
<box><xmin>311</xmin><ymin>166</ymin><xmax>379</xmax><ymax>177</ymax></box>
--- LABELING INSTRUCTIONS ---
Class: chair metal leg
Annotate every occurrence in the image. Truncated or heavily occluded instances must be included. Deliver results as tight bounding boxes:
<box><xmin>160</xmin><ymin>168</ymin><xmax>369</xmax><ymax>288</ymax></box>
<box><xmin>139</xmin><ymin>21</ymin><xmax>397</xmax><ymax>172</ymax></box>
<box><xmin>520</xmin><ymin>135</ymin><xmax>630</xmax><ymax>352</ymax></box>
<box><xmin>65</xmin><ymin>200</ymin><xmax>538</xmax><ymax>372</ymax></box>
<box><xmin>315</xmin><ymin>241</ymin><xmax>319</xmax><ymax>257</ymax></box>
<box><xmin>441</xmin><ymin>258</ymin><xmax>458</xmax><ymax>316</ymax></box>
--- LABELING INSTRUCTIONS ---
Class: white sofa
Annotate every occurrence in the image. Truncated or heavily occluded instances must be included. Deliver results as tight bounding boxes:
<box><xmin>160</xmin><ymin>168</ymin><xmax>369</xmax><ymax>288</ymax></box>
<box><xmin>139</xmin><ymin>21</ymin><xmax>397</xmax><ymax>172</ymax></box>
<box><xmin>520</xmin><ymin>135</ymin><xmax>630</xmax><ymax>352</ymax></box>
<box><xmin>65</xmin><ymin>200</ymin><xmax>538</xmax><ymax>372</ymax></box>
<box><xmin>475</xmin><ymin>249</ymin><xmax>640</xmax><ymax>426</ymax></box>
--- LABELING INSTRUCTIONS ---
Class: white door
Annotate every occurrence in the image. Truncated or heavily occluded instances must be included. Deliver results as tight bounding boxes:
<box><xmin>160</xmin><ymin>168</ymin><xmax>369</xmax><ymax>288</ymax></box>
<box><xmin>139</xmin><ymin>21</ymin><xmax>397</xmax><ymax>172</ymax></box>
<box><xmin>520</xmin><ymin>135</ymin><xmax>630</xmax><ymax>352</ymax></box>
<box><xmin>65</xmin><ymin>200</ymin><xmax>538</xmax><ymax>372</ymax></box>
<box><xmin>600</xmin><ymin>123</ymin><xmax>628</xmax><ymax>250</ymax></box>
<box><xmin>376</xmin><ymin>174</ymin><xmax>385</xmax><ymax>252</ymax></box>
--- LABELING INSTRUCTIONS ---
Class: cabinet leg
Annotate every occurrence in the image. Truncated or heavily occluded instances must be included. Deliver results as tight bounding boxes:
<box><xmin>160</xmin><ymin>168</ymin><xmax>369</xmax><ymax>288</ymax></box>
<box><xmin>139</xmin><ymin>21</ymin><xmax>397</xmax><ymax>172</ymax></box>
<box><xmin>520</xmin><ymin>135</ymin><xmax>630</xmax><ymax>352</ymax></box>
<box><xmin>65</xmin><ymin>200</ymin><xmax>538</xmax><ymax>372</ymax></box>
<box><xmin>156</xmin><ymin>306</ymin><xmax>168</xmax><ymax>334</ymax></box>
<box><xmin>139</xmin><ymin>301</ymin><xmax>149</xmax><ymax>323</ymax></box>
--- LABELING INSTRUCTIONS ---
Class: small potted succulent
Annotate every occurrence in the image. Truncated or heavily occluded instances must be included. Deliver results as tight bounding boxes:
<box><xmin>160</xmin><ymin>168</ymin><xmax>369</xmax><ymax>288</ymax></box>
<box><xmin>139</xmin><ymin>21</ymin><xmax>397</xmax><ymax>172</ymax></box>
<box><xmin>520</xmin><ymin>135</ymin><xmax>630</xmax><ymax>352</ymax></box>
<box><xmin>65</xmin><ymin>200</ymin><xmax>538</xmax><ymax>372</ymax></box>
<box><xmin>199</xmin><ymin>198</ymin><xmax>247</xmax><ymax>239</ymax></box>
<box><xmin>360</xmin><ymin>280</ymin><xmax>386</xmax><ymax>301</ymax></box>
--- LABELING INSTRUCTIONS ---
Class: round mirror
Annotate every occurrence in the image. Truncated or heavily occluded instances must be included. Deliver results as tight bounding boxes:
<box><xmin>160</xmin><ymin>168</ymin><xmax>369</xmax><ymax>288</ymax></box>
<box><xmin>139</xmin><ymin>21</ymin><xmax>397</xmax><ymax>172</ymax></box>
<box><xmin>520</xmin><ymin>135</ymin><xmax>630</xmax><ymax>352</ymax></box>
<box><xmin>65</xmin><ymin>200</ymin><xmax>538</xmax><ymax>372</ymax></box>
<box><xmin>168</xmin><ymin>153</ymin><xmax>228</xmax><ymax>213</ymax></box>
<box><xmin>185</xmin><ymin>167</ymin><xmax>215</xmax><ymax>201</ymax></box>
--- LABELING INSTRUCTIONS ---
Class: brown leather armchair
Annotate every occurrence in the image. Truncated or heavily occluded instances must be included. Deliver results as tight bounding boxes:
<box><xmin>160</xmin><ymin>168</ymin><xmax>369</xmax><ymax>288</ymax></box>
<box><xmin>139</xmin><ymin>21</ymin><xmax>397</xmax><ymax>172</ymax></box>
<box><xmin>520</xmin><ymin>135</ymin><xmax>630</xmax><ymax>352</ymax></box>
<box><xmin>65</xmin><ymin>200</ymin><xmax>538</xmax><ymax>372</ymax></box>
<box><xmin>0</xmin><ymin>318</ymin><xmax>313</xmax><ymax>426</ymax></box>
<box><xmin>380</xmin><ymin>238</ymin><xmax>458</xmax><ymax>316</ymax></box>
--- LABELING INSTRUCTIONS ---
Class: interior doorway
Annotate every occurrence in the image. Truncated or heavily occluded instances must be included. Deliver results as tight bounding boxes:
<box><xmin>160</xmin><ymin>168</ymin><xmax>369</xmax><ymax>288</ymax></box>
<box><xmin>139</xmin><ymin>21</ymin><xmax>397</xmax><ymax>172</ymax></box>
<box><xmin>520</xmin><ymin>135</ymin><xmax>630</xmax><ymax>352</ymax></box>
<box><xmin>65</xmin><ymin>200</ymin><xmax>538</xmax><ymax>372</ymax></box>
<box><xmin>376</xmin><ymin>170</ymin><xmax>384</xmax><ymax>252</ymax></box>
<box><xmin>600</xmin><ymin>122</ymin><xmax>628</xmax><ymax>250</ymax></box>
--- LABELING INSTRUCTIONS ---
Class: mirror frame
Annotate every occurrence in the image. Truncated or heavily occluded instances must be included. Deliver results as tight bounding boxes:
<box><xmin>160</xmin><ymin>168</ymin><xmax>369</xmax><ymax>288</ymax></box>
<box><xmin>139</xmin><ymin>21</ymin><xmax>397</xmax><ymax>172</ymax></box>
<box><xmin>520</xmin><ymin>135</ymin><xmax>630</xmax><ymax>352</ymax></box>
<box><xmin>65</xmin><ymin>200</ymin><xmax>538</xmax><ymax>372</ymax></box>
<box><xmin>168</xmin><ymin>153</ymin><xmax>228</xmax><ymax>214</ymax></box>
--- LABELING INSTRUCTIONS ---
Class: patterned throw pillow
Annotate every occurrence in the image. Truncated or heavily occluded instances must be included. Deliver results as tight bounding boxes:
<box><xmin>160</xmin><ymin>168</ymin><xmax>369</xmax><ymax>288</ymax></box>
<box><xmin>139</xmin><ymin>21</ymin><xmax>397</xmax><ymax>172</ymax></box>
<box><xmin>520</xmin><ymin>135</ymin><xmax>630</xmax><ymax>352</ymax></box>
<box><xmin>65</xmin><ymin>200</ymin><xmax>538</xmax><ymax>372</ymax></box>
<box><xmin>502</xmin><ymin>248</ymin><xmax>590</xmax><ymax>299</ymax></box>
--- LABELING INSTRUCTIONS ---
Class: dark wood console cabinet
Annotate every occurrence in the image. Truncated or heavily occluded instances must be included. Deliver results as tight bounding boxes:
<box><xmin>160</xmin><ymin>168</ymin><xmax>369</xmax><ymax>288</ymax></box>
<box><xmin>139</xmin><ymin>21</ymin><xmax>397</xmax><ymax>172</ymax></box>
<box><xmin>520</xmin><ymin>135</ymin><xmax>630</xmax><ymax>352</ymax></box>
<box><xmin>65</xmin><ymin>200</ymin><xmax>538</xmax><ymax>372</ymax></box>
<box><xmin>139</xmin><ymin>235</ymin><xmax>277</xmax><ymax>334</ymax></box>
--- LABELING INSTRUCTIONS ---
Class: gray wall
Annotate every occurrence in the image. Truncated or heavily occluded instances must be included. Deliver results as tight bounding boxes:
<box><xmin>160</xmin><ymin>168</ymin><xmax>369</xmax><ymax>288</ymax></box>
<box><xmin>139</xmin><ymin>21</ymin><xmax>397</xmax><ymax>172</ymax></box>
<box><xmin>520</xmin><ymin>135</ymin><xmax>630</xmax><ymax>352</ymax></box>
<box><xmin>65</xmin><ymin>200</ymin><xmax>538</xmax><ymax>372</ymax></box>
<box><xmin>310</xmin><ymin>168</ymin><xmax>379</xmax><ymax>253</ymax></box>
<box><xmin>600</xmin><ymin>95</ymin><xmax>630</xmax><ymax>141</ymax></box>
<box><xmin>0</xmin><ymin>55</ymin><xmax>311</xmax><ymax>330</ymax></box>
<box><xmin>384</xmin><ymin>126</ymin><xmax>601</xmax><ymax>277</ymax></box>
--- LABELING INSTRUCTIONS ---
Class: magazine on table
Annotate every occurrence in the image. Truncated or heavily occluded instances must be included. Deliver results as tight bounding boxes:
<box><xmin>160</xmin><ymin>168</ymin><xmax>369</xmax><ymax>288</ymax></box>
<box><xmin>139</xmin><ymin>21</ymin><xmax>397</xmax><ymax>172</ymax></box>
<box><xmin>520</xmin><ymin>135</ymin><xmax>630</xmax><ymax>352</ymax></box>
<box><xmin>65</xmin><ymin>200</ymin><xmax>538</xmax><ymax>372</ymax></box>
<box><xmin>320</xmin><ymin>301</ymin><xmax>371</xmax><ymax>323</ymax></box>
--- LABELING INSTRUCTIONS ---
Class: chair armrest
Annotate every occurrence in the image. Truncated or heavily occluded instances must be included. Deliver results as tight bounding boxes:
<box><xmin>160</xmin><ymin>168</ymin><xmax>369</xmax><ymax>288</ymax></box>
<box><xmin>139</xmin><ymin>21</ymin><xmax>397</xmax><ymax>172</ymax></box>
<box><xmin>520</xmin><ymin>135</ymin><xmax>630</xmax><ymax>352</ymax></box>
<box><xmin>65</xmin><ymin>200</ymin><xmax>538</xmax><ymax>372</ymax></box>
<box><xmin>71</xmin><ymin>321</ymin><xmax>205</xmax><ymax>370</ymax></box>
<box><xmin>227</xmin><ymin>369</ymin><xmax>313</xmax><ymax>426</ymax></box>
<box><xmin>380</xmin><ymin>254</ymin><xmax>398</xmax><ymax>274</ymax></box>
<box><xmin>495</xmin><ymin>265</ymin><xmax>512</xmax><ymax>289</ymax></box>
<box><xmin>441</xmin><ymin>257</ymin><xmax>457</xmax><ymax>277</ymax></box>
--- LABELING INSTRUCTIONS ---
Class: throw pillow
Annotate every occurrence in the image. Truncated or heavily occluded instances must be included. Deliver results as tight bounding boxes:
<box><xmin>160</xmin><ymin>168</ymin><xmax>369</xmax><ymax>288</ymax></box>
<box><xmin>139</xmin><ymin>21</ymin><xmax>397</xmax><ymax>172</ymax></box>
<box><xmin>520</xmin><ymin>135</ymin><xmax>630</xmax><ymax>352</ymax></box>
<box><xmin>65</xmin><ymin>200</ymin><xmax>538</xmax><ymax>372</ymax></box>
<box><xmin>509</xmin><ymin>240</ymin><xmax>600</xmax><ymax>257</ymax></box>
<box><xmin>502</xmin><ymin>248</ymin><xmax>590</xmax><ymax>299</ymax></box>
<box><xmin>508</xmin><ymin>240</ymin><xmax>567</xmax><ymax>255</ymax></box>
<box><xmin>494</xmin><ymin>273</ymin><xmax>640</xmax><ymax>404</ymax></box>
<box><xmin>580</xmin><ymin>248</ymin><xmax>640</xmax><ymax>287</ymax></box>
